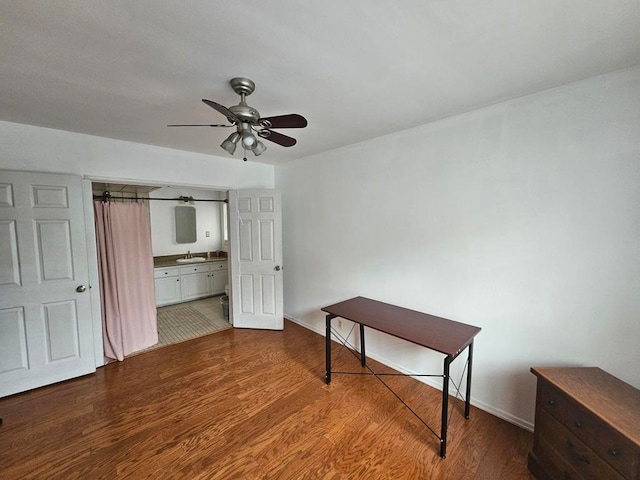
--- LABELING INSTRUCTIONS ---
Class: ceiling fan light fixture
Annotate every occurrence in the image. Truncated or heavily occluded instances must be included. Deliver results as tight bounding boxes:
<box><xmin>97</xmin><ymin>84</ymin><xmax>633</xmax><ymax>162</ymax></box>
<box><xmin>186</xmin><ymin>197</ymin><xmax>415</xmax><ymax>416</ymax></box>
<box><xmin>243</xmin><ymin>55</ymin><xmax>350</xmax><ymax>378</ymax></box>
<box><xmin>241</xmin><ymin>130</ymin><xmax>257</xmax><ymax>150</ymax></box>
<box><xmin>172</xmin><ymin>78</ymin><xmax>307</xmax><ymax>156</ymax></box>
<box><xmin>253</xmin><ymin>141</ymin><xmax>267</xmax><ymax>156</ymax></box>
<box><xmin>221</xmin><ymin>132</ymin><xmax>240</xmax><ymax>154</ymax></box>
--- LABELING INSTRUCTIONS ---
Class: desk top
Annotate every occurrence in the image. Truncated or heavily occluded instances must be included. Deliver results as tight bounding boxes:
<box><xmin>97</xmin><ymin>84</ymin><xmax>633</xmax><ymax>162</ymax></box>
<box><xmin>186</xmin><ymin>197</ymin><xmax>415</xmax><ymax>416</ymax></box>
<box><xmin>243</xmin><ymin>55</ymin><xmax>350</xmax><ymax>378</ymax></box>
<box><xmin>322</xmin><ymin>296</ymin><xmax>481</xmax><ymax>358</ymax></box>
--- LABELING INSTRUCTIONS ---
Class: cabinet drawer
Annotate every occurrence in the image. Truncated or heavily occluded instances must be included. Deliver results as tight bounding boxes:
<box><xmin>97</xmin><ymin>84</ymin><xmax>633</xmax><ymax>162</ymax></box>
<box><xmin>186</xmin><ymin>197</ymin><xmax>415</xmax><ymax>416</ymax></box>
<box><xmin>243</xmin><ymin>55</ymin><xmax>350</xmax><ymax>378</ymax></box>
<box><xmin>538</xmin><ymin>409</ymin><xmax>625</xmax><ymax>480</ymax></box>
<box><xmin>541</xmin><ymin>382</ymin><xmax>567</xmax><ymax>424</ymax></box>
<box><xmin>532</xmin><ymin>437</ymin><xmax>582</xmax><ymax>480</ymax></box>
<box><xmin>210</xmin><ymin>261</ymin><xmax>228</xmax><ymax>270</ymax></box>
<box><xmin>565</xmin><ymin>401</ymin><xmax>640</xmax><ymax>479</ymax></box>
<box><xmin>180</xmin><ymin>265</ymin><xmax>210</xmax><ymax>275</ymax></box>
<box><xmin>154</xmin><ymin>268</ymin><xmax>180</xmax><ymax>278</ymax></box>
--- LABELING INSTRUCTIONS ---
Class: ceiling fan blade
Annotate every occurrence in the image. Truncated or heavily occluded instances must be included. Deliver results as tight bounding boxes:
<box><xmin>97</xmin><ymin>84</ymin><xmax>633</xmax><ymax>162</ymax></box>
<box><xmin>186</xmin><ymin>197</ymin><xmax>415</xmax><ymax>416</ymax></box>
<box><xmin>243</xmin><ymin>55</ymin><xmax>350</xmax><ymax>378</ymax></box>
<box><xmin>258</xmin><ymin>129</ymin><xmax>297</xmax><ymax>147</ymax></box>
<box><xmin>202</xmin><ymin>99</ymin><xmax>239</xmax><ymax>123</ymax></box>
<box><xmin>167</xmin><ymin>124</ymin><xmax>232</xmax><ymax>127</ymax></box>
<box><xmin>259</xmin><ymin>114</ymin><xmax>308</xmax><ymax>129</ymax></box>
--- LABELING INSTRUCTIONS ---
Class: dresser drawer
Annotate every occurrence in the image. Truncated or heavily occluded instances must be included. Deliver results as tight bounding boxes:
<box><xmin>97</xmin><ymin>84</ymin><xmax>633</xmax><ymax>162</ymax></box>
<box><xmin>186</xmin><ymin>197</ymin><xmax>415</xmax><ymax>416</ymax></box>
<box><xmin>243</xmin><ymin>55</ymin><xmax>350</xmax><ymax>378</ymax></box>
<box><xmin>538</xmin><ymin>409</ymin><xmax>625</xmax><ymax>480</ymax></box>
<box><xmin>532</xmin><ymin>436</ymin><xmax>582</xmax><ymax>480</ymax></box>
<box><xmin>565</xmin><ymin>401</ymin><xmax>640</xmax><ymax>479</ymax></box>
<box><xmin>541</xmin><ymin>382</ymin><xmax>567</xmax><ymax>424</ymax></box>
<box><xmin>531</xmin><ymin>368</ymin><xmax>640</xmax><ymax>480</ymax></box>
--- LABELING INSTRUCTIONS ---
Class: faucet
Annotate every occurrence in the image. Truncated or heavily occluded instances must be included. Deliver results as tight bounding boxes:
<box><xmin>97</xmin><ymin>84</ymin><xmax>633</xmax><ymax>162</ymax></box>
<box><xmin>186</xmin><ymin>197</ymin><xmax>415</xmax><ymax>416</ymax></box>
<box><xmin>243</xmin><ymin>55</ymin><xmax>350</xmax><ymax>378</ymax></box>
<box><xmin>186</xmin><ymin>250</ymin><xmax>192</xmax><ymax>259</ymax></box>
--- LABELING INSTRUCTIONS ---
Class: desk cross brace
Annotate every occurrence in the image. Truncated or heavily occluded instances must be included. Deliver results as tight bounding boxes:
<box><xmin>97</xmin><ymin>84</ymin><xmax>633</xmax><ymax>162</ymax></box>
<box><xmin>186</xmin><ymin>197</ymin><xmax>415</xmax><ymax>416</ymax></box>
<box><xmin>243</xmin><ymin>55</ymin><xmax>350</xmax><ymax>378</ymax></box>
<box><xmin>325</xmin><ymin>313</ymin><xmax>474</xmax><ymax>458</ymax></box>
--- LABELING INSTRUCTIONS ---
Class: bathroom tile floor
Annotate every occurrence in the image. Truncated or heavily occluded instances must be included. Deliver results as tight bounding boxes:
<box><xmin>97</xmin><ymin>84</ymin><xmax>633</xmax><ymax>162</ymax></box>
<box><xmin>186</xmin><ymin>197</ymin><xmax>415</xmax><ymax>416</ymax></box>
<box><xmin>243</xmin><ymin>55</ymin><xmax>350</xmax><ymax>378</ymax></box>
<box><xmin>142</xmin><ymin>296</ymin><xmax>231</xmax><ymax>353</ymax></box>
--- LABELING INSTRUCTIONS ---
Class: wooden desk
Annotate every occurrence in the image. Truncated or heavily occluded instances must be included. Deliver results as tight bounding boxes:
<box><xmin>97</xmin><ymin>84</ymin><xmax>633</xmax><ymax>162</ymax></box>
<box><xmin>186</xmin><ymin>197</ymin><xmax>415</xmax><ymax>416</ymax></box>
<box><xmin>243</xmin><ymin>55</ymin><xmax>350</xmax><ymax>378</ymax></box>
<box><xmin>321</xmin><ymin>296</ymin><xmax>481</xmax><ymax>458</ymax></box>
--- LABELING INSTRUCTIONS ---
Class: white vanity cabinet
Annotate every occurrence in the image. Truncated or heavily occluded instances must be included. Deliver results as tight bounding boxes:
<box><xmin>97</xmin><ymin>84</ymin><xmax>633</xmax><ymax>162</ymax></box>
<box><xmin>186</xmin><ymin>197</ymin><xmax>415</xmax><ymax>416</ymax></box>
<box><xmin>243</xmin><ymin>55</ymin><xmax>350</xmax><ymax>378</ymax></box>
<box><xmin>180</xmin><ymin>264</ymin><xmax>212</xmax><ymax>301</ymax></box>
<box><xmin>154</xmin><ymin>266</ymin><xmax>181</xmax><ymax>306</ymax></box>
<box><xmin>210</xmin><ymin>261</ymin><xmax>228</xmax><ymax>295</ymax></box>
<box><xmin>154</xmin><ymin>260</ymin><xmax>228</xmax><ymax>306</ymax></box>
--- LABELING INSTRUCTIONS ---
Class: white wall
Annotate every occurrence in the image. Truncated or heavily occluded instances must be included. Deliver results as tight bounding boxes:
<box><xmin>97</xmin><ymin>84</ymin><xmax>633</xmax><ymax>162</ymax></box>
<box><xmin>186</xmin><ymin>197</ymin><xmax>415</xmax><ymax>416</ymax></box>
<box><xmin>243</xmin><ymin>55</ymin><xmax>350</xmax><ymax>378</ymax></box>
<box><xmin>0</xmin><ymin>121</ymin><xmax>274</xmax><ymax>190</ymax></box>
<box><xmin>0</xmin><ymin>120</ymin><xmax>274</xmax><ymax>368</ymax></box>
<box><xmin>275</xmin><ymin>66</ymin><xmax>640</xmax><ymax>429</ymax></box>
<box><xmin>149</xmin><ymin>186</ymin><xmax>226</xmax><ymax>256</ymax></box>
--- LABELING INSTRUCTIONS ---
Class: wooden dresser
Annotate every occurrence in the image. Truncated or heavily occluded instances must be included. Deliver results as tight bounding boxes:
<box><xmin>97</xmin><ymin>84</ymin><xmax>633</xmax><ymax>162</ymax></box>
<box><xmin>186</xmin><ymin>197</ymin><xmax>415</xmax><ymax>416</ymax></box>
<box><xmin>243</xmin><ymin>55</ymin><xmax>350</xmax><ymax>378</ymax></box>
<box><xmin>529</xmin><ymin>367</ymin><xmax>640</xmax><ymax>480</ymax></box>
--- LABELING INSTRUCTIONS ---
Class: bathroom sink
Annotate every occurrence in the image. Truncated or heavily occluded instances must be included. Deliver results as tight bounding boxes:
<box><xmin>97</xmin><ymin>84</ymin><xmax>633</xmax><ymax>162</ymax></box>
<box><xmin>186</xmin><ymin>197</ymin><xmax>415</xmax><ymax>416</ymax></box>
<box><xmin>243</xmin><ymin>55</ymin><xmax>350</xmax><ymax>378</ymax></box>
<box><xmin>176</xmin><ymin>257</ymin><xmax>206</xmax><ymax>263</ymax></box>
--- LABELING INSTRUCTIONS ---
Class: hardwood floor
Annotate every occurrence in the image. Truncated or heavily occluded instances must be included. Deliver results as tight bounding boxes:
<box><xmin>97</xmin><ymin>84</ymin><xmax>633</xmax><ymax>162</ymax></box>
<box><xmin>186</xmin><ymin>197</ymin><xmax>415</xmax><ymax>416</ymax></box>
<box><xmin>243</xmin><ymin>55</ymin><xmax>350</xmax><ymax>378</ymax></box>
<box><xmin>0</xmin><ymin>320</ymin><xmax>533</xmax><ymax>479</ymax></box>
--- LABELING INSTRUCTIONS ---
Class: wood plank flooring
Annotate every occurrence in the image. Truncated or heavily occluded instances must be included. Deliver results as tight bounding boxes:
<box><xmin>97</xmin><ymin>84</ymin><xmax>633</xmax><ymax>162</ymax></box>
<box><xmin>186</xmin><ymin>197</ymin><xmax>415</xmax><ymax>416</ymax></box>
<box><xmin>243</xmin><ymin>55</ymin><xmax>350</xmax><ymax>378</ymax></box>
<box><xmin>0</xmin><ymin>320</ymin><xmax>533</xmax><ymax>479</ymax></box>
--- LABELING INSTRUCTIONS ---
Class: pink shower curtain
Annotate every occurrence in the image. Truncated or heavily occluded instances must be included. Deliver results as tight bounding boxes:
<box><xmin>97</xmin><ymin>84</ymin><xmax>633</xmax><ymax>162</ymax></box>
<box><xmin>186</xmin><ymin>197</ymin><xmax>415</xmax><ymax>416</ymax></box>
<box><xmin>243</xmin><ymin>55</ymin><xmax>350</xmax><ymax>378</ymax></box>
<box><xmin>94</xmin><ymin>201</ymin><xmax>158</xmax><ymax>361</ymax></box>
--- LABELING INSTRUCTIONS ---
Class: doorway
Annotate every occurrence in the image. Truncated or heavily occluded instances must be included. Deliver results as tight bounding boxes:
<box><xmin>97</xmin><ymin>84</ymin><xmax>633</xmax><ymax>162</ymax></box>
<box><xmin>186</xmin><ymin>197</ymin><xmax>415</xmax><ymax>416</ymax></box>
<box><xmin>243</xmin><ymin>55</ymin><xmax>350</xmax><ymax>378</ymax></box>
<box><xmin>91</xmin><ymin>181</ymin><xmax>231</xmax><ymax>356</ymax></box>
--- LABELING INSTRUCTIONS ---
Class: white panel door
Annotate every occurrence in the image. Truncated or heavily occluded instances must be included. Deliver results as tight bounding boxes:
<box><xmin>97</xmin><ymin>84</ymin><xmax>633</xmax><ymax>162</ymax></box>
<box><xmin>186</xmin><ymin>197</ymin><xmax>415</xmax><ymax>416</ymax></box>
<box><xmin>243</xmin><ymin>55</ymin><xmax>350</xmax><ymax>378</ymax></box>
<box><xmin>0</xmin><ymin>170</ymin><xmax>95</xmax><ymax>398</ymax></box>
<box><xmin>228</xmin><ymin>190</ymin><xmax>283</xmax><ymax>330</ymax></box>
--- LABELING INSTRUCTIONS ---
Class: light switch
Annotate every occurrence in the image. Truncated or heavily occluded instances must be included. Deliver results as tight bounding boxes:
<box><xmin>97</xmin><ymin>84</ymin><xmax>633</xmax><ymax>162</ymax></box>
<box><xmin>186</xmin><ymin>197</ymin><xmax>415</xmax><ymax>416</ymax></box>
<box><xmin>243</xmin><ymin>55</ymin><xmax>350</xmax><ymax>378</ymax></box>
<box><xmin>205</xmin><ymin>231</ymin><xmax>210</xmax><ymax>237</ymax></box>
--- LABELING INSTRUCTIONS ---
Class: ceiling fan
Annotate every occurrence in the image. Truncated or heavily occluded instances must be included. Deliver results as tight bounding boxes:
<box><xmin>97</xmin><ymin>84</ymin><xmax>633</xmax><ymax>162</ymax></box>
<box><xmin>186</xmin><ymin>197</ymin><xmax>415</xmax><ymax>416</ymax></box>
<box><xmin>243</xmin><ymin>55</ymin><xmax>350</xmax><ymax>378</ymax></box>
<box><xmin>168</xmin><ymin>77</ymin><xmax>307</xmax><ymax>160</ymax></box>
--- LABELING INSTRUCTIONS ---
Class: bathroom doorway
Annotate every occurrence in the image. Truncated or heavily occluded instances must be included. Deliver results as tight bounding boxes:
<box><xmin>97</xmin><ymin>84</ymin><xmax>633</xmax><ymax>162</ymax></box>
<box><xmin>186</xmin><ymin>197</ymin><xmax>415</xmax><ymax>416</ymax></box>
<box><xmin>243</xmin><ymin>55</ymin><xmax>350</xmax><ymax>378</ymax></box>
<box><xmin>91</xmin><ymin>181</ymin><xmax>231</xmax><ymax>357</ymax></box>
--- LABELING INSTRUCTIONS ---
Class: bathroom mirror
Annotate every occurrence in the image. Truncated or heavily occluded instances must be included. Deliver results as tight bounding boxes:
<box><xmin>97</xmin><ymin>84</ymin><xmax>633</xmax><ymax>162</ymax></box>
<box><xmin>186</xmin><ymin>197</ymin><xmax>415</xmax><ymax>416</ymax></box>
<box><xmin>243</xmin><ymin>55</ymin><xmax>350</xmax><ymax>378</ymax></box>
<box><xmin>175</xmin><ymin>206</ymin><xmax>197</xmax><ymax>243</ymax></box>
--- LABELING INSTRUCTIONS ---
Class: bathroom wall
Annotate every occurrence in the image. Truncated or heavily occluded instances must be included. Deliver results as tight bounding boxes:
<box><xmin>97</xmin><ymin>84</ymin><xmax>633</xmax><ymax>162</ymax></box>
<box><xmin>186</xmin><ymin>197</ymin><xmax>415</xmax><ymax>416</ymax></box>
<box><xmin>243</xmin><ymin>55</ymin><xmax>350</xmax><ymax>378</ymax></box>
<box><xmin>149</xmin><ymin>187</ymin><xmax>226</xmax><ymax>256</ymax></box>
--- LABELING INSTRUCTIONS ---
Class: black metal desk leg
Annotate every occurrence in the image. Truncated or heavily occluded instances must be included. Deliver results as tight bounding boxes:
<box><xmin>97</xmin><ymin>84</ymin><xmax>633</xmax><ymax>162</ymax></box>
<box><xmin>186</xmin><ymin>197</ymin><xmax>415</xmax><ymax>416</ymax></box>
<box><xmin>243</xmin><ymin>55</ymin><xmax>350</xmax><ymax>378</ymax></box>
<box><xmin>440</xmin><ymin>356</ymin><xmax>453</xmax><ymax>458</ymax></box>
<box><xmin>359</xmin><ymin>323</ymin><xmax>366</xmax><ymax>367</ymax></box>
<box><xmin>465</xmin><ymin>340</ymin><xmax>474</xmax><ymax>419</ymax></box>
<box><xmin>325</xmin><ymin>314</ymin><xmax>333</xmax><ymax>384</ymax></box>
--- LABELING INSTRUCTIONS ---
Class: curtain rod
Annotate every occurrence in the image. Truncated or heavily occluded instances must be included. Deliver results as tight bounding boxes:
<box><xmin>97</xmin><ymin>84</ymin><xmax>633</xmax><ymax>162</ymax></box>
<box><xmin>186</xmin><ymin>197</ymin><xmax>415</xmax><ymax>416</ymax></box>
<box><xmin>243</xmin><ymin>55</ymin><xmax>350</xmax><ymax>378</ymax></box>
<box><xmin>93</xmin><ymin>192</ymin><xmax>227</xmax><ymax>203</ymax></box>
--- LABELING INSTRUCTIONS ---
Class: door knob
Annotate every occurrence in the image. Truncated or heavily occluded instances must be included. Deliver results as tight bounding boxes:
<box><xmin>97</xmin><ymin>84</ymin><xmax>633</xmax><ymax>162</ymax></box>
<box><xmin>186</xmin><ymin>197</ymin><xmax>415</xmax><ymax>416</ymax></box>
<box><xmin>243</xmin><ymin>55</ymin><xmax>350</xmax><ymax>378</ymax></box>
<box><xmin>274</xmin><ymin>266</ymin><xmax>281</xmax><ymax>271</ymax></box>
<box><xmin>76</xmin><ymin>285</ymin><xmax>87</xmax><ymax>293</ymax></box>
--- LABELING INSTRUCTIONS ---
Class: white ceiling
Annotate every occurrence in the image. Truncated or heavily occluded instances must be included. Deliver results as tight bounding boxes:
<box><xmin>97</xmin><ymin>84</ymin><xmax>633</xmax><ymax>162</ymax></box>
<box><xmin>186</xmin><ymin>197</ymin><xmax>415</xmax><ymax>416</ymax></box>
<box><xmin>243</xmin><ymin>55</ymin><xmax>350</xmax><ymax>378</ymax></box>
<box><xmin>2</xmin><ymin>1</ymin><xmax>640</xmax><ymax>165</ymax></box>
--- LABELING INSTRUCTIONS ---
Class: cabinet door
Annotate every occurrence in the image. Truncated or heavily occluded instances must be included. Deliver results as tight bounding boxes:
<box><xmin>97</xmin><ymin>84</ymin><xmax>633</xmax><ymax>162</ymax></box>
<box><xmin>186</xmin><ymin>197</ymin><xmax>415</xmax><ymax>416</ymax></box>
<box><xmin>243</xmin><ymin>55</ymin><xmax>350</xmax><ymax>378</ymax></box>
<box><xmin>181</xmin><ymin>272</ymin><xmax>211</xmax><ymax>300</ymax></box>
<box><xmin>211</xmin><ymin>269</ymin><xmax>228</xmax><ymax>295</ymax></box>
<box><xmin>155</xmin><ymin>276</ymin><xmax>181</xmax><ymax>306</ymax></box>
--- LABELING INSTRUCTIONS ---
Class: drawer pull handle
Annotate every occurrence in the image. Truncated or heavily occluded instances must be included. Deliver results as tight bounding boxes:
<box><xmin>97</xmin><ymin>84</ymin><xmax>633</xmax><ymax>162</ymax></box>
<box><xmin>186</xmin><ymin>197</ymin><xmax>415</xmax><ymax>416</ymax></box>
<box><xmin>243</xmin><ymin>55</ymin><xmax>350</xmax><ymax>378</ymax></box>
<box><xmin>608</xmin><ymin>448</ymin><xmax>619</xmax><ymax>457</ymax></box>
<box><xmin>547</xmin><ymin>399</ymin><xmax>556</xmax><ymax>406</ymax></box>
<box><xmin>576</xmin><ymin>454</ymin><xmax>589</xmax><ymax>464</ymax></box>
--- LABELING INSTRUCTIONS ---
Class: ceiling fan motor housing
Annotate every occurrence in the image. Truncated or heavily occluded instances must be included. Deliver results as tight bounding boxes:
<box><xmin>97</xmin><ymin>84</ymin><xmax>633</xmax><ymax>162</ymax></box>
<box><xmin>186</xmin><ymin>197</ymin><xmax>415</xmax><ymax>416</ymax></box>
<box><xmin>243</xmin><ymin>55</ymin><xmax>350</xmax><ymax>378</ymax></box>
<box><xmin>229</xmin><ymin>103</ymin><xmax>260</xmax><ymax>124</ymax></box>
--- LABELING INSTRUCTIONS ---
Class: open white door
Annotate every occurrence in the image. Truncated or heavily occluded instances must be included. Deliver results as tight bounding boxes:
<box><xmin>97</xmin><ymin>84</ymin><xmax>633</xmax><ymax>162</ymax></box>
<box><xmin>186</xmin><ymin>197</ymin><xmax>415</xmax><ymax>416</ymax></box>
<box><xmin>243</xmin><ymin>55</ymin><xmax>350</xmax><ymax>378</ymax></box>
<box><xmin>228</xmin><ymin>189</ymin><xmax>283</xmax><ymax>330</ymax></box>
<box><xmin>0</xmin><ymin>170</ymin><xmax>96</xmax><ymax>398</ymax></box>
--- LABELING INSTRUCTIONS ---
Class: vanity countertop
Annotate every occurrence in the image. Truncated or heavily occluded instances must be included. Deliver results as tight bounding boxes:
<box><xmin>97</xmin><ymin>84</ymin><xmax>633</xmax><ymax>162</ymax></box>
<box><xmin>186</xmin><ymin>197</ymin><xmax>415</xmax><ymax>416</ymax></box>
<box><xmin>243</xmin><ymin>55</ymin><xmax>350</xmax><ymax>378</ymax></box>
<box><xmin>153</xmin><ymin>253</ymin><xmax>228</xmax><ymax>268</ymax></box>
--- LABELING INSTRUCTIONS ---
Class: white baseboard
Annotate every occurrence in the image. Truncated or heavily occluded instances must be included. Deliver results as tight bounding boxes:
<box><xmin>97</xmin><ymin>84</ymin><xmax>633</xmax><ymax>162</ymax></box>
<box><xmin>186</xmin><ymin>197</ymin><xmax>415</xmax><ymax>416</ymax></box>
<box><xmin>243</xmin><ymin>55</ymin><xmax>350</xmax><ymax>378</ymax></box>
<box><xmin>284</xmin><ymin>313</ymin><xmax>534</xmax><ymax>432</ymax></box>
